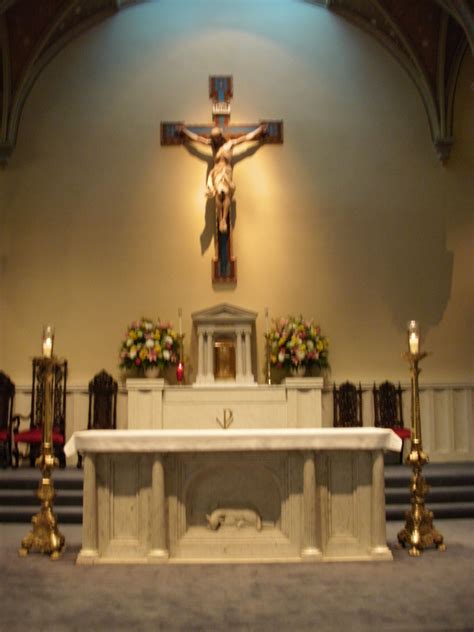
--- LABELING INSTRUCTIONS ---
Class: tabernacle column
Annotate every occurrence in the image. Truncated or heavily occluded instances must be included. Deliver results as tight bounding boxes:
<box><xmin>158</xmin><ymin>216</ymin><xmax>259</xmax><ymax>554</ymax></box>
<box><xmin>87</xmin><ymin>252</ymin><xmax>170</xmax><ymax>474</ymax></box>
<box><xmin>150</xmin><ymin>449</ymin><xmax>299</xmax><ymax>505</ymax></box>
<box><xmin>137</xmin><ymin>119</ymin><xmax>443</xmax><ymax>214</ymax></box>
<box><xmin>197</xmin><ymin>331</ymin><xmax>205</xmax><ymax>379</ymax></box>
<box><xmin>235</xmin><ymin>331</ymin><xmax>243</xmax><ymax>380</ymax></box>
<box><xmin>244</xmin><ymin>330</ymin><xmax>252</xmax><ymax>381</ymax></box>
<box><xmin>206</xmin><ymin>329</ymin><xmax>214</xmax><ymax>381</ymax></box>
<box><xmin>148</xmin><ymin>454</ymin><xmax>169</xmax><ymax>562</ymax></box>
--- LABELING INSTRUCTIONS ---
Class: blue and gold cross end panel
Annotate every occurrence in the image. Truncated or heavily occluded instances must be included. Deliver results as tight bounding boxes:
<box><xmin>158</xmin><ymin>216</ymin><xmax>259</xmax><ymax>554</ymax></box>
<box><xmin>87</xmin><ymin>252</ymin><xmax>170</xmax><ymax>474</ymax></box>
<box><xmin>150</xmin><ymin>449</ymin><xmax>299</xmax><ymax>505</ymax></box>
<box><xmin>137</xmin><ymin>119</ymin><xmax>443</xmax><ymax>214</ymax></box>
<box><xmin>209</xmin><ymin>76</ymin><xmax>233</xmax><ymax>102</ymax></box>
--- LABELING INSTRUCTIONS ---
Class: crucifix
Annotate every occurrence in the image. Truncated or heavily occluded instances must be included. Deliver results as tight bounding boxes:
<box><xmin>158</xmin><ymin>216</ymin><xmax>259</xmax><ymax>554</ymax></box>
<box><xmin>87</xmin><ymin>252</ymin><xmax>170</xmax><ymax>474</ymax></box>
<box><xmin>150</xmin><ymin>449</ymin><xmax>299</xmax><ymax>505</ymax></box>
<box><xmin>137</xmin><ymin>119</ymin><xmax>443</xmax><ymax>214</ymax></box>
<box><xmin>161</xmin><ymin>76</ymin><xmax>283</xmax><ymax>284</ymax></box>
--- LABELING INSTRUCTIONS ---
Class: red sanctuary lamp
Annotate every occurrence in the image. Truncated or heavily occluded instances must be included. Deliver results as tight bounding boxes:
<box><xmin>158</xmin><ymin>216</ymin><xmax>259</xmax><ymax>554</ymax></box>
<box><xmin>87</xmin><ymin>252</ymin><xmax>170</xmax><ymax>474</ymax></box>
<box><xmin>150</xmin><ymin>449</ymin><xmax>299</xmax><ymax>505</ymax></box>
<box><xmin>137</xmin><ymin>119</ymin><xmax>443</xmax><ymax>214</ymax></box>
<box><xmin>176</xmin><ymin>361</ymin><xmax>184</xmax><ymax>384</ymax></box>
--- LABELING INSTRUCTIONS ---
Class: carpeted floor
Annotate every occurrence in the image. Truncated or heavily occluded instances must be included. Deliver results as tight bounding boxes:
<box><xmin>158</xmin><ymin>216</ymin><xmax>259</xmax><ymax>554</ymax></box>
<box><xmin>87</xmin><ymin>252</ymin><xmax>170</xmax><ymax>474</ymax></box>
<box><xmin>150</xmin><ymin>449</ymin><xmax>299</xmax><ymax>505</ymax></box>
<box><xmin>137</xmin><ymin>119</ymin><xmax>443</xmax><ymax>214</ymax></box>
<box><xmin>1</xmin><ymin>520</ymin><xmax>473</xmax><ymax>631</ymax></box>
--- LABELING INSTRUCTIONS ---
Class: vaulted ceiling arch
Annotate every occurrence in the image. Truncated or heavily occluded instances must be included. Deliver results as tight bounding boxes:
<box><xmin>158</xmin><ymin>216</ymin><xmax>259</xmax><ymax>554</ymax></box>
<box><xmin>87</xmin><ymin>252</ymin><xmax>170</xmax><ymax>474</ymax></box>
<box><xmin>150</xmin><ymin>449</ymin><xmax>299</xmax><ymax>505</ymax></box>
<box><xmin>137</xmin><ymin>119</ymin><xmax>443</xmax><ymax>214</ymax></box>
<box><xmin>0</xmin><ymin>0</ymin><xmax>472</xmax><ymax>166</ymax></box>
<box><xmin>314</xmin><ymin>0</ymin><xmax>472</xmax><ymax>162</ymax></box>
<box><xmin>0</xmin><ymin>0</ymin><xmax>139</xmax><ymax>166</ymax></box>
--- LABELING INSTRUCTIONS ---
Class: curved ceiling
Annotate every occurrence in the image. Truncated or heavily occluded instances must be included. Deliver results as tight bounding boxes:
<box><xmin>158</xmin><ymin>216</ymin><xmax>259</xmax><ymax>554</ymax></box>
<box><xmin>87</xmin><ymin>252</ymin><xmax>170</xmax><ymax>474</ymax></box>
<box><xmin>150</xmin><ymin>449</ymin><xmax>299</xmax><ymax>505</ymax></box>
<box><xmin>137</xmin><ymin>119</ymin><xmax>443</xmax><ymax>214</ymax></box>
<box><xmin>0</xmin><ymin>0</ymin><xmax>472</xmax><ymax>166</ymax></box>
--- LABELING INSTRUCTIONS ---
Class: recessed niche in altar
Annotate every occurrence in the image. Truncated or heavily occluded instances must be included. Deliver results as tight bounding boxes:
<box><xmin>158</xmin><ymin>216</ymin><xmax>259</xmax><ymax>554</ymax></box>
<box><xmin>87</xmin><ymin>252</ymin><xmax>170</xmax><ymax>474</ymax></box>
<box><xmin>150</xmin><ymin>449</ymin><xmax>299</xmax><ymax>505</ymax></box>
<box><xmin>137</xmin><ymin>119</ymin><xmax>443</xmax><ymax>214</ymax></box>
<box><xmin>192</xmin><ymin>303</ymin><xmax>257</xmax><ymax>385</ymax></box>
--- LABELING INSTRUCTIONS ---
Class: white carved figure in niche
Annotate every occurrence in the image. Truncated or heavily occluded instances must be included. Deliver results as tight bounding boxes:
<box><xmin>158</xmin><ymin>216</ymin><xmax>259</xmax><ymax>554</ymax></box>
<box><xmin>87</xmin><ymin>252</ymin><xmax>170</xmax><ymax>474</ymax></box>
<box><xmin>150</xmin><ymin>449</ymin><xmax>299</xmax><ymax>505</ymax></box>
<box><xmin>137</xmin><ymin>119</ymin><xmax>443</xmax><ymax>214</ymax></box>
<box><xmin>179</xmin><ymin>124</ymin><xmax>267</xmax><ymax>233</ymax></box>
<box><xmin>206</xmin><ymin>508</ymin><xmax>262</xmax><ymax>531</ymax></box>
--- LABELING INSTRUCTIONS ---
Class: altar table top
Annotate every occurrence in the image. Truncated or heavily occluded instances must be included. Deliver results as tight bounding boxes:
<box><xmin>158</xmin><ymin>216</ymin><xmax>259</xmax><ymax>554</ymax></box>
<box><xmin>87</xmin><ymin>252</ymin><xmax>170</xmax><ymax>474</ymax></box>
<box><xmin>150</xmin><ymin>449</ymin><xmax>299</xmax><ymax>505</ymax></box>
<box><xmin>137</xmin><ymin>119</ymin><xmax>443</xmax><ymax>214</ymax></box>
<box><xmin>65</xmin><ymin>427</ymin><xmax>402</xmax><ymax>457</ymax></box>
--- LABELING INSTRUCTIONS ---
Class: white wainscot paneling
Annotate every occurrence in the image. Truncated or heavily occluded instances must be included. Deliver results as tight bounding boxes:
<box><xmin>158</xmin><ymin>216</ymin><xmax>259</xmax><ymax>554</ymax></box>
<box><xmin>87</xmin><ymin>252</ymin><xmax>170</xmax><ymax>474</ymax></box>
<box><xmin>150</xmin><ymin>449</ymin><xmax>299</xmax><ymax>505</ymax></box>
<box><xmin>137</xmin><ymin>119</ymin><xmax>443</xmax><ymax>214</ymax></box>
<box><xmin>321</xmin><ymin>383</ymin><xmax>473</xmax><ymax>462</ymax></box>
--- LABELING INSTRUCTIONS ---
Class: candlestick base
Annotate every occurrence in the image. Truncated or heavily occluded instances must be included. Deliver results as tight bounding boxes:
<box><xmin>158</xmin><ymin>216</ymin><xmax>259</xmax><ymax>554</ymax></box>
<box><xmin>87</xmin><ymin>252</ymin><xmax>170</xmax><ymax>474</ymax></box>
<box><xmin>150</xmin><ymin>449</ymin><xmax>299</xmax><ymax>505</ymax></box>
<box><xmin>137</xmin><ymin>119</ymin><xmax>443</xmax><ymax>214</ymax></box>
<box><xmin>397</xmin><ymin>510</ymin><xmax>446</xmax><ymax>557</ymax></box>
<box><xmin>19</xmin><ymin>467</ymin><xmax>65</xmax><ymax>560</ymax></box>
<box><xmin>397</xmin><ymin>452</ymin><xmax>445</xmax><ymax>556</ymax></box>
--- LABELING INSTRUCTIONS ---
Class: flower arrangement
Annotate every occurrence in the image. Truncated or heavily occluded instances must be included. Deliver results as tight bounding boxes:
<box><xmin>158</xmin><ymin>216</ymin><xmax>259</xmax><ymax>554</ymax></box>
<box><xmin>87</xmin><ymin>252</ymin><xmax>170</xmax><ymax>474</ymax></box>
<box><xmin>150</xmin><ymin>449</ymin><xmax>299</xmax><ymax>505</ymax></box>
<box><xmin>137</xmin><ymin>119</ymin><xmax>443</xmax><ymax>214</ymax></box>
<box><xmin>267</xmin><ymin>315</ymin><xmax>329</xmax><ymax>370</ymax></box>
<box><xmin>119</xmin><ymin>318</ymin><xmax>179</xmax><ymax>371</ymax></box>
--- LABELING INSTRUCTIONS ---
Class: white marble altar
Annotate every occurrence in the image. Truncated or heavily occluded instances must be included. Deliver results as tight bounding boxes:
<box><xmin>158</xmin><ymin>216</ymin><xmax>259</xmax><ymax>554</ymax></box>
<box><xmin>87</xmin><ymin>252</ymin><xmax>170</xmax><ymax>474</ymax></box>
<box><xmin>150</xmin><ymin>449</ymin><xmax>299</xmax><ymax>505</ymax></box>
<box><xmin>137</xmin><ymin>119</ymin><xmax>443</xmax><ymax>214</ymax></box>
<box><xmin>65</xmin><ymin>428</ymin><xmax>401</xmax><ymax>564</ymax></box>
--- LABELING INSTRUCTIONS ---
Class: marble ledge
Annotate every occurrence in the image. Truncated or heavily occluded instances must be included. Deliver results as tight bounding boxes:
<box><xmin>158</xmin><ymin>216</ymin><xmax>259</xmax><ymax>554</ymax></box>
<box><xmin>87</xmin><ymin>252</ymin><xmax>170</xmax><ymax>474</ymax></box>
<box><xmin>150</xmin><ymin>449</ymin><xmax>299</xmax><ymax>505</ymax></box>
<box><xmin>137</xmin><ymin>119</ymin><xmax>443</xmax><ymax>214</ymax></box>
<box><xmin>12</xmin><ymin>380</ymin><xmax>473</xmax><ymax>393</ymax></box>
<box><xmin>65</xmin><ymin>427</ymin><xmax>402</xmax><ymax>457</ymax></box>
<box><xmin>126</xmin><ymin>377</ymin><xmax>323</xmax><ymax>392</ymax></box>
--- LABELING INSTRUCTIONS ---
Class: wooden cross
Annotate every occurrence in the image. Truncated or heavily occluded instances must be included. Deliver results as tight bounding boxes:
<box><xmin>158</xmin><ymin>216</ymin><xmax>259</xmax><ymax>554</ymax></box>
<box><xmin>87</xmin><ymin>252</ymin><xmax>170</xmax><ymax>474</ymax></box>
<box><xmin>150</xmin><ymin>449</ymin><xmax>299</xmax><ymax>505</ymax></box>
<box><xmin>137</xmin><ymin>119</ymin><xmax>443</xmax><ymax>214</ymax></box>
<box><xmin>161</xmin><ymin>76</ymin><xmax>283</xmax><ymax>284</ymax></box>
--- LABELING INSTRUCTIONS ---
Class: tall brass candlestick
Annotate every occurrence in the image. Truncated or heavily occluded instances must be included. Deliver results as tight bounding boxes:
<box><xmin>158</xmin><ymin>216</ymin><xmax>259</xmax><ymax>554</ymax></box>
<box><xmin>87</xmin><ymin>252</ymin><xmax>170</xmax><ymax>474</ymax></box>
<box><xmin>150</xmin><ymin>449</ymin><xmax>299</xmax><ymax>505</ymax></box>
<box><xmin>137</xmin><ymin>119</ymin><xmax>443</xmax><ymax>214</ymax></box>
<box><xmin>265</xmin><ymin>334</ymin><xmax>272</xmax><ymax>385</ymax></box>
<box><xmin>397</xmin><ymin>342</ymin><xmax>445</xmax><ymax>556</ymax></box>
<box><xmin>19</xmin><ymin>356</ymin><xmax>65</xmax><ymax>560</ymax></box>
<box><xmin>264</xmin><ymin>308</ymin><xmax>272</xmax><ymax>385</ymax></box>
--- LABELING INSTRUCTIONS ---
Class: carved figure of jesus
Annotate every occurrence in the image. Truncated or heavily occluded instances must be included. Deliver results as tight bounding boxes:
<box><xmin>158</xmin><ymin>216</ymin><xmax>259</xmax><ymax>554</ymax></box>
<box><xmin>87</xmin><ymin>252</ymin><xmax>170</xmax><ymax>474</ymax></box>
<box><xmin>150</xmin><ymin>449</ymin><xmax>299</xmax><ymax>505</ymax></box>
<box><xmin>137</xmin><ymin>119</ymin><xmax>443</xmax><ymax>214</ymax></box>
<box><xmin>179</xmin><ymin>124</ymin><xmax>266</xmax><ymax>233</ymax></box>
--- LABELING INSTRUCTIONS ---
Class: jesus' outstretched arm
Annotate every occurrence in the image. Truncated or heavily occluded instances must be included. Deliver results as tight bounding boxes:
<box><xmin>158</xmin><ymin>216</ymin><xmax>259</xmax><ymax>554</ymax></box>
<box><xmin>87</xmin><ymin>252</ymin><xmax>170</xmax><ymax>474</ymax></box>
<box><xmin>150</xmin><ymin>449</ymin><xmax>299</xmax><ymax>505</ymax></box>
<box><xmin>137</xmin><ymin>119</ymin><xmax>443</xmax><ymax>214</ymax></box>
<box><xmin>179</xmin><ymin>125</ymin><xmax>211</xmax><ymax>146</ymax></box>
<box><xmin>229</xmin><ymin>123</ymin><xmax>267</xmax><ymax>148</ymax></box>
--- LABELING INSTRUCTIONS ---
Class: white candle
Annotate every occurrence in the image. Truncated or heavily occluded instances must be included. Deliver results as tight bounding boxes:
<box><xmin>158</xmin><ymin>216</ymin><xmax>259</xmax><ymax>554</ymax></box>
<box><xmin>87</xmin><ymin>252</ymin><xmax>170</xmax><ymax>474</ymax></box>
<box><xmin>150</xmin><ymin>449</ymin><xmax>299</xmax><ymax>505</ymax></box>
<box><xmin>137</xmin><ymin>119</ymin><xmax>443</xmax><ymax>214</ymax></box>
<box><xmin>42</xmin><ymin>337</ymin><xmax>53</xmax><ymax>358</ymax></box>
<box><xmin>178</xmin><ymin>308</ymin><xmax>182</xmax><ymax>336</ymax></box>
<box><xmin>407</xmin><ymin>320</ymin><xmax>420</xmax><ymax>355</ymax></box>
<box><xmin>42</xmin><ymin>324</ymin><xmax>54</xmax><ymax>358</ymax></box>
<box><xmin>409</xmin><ymin>332</ymin><xmax>419</xmax><ymax>355</ymax></box>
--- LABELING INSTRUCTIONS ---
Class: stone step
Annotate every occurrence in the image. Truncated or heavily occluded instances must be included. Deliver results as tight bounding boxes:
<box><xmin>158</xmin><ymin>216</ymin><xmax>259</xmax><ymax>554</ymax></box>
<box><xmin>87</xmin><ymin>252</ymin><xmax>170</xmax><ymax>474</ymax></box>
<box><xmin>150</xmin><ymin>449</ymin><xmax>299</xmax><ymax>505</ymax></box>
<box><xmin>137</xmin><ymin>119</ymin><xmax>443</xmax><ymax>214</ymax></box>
<box><xmin>0</xmin><ymin>488</ymin><xmax>83</xmax><ymax>506</ymax></box>
<box><xmin>384</xmin><ymin>462</ymin><xmax>474</xmax><ymax>488</ymax></box>
<box><xmin>0</xmin><ymin>469</ymin><xmax>83</xmax><ymax>491</ymax></box>
<box><xmin>385</xmin><ymin>485</ymin><xmax>474</xmax><ymax>504</ymax></box>
<box><xmin>0</xmin><ymin>463</ymin><xmax>473</xmax><ymax>523</ymax></box>
<box><xmin>0</xmin><ymin>504</ymin><xmax>82</xmax><ymax>523</ymax></box>
<box><xmin>386</xmin><ymin>501</ymin><xmax>474</xmax><ymax>521</ymax></box>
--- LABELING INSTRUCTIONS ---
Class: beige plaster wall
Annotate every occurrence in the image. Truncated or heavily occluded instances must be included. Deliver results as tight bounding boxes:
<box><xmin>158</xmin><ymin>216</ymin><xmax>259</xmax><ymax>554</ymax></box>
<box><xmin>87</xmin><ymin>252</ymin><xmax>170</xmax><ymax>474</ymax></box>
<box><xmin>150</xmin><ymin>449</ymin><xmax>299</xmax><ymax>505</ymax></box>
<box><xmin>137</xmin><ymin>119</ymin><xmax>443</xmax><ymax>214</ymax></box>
<box><xmin>2</xmin><ymin>0</ymin><xmax>473</xmax><ymax>385</ymax></box>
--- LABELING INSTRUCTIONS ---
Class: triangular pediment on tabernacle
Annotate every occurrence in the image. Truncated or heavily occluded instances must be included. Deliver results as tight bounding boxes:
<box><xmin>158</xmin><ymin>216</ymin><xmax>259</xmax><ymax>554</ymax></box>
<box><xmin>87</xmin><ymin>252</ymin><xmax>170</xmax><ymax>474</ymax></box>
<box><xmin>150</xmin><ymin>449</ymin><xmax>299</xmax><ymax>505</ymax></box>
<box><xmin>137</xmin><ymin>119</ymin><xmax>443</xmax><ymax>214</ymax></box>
<box><xmin>192</xmin><ymin>303</ymin><xmax>258</xmax><ymax>325</ymax></box>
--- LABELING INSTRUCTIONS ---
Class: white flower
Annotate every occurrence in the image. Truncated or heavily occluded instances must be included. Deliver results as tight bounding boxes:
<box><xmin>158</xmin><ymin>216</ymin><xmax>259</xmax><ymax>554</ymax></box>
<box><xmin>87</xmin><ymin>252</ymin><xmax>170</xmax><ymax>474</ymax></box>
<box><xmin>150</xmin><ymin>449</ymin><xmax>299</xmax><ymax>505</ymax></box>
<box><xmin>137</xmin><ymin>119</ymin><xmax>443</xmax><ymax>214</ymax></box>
<box><xmin>129</xmin><ymin>349</ymin><xmax>137</xmax><ymax>359</ymax></box>
<box><xmin>126</xmin><ymin>338</ymin><xmax>133</xmax><ymax>347</ymax></box>
<box><xmin>145</xmin><ymin>338</ymin><xmax>154</xmax><ymax>348</ymax></box>
<box><xmin>296</xmin><ymin>348</ymin><xmax>306</xmax><ymax>361</ymax></box>
<box><xmin>163</xmin><ymin>349</ymin><xmax>170</xmax><ymax>361</ymax></box>
<box><xmin>144</xmin><ymin>321</ymin><xmax>153</xmax><ymax>331</ymax></box>
<box><xmin>164</xmin><ymin>335</ymin><xmax>173</xmax><ymax>346</ymax></box>
<box><xmin>278</xmin><ymin>350</ymin><xmax>286</xmax><ymax>363</ymax></box>
<box><xmin>307</xmin><ymin>340</ymin><xmax>314</xmax><ymax>351</ymax></box>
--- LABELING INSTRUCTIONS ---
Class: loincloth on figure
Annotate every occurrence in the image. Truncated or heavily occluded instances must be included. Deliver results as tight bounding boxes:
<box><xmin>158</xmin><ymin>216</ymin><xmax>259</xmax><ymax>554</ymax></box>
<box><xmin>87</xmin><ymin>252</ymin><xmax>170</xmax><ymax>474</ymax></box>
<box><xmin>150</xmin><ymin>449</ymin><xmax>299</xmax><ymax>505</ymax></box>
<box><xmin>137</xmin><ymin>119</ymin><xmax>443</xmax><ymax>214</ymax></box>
<box><xmin>206</xmin><ymin>164</ymin><xmax>235</xmax><ymax>199</ymax></box>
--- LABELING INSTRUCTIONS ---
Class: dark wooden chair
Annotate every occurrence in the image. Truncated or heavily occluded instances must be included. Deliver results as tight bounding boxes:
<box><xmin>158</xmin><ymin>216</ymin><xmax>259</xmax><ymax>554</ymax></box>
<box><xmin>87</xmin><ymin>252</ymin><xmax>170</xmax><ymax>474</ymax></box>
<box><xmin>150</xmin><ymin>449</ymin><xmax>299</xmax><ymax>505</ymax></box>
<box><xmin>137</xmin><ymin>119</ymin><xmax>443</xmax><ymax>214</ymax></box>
<box><xmin>373</xmin><ymin>380</ymin><xmax>410</xmax><ymax>463</ymax></box>
<box><xmin>12</xmin><ymin>358</ymin><xmax>68</xmax><ymax>468</ymax></box>
<box><xmin>0</xmin><ymin>371</ymin><xmax>15</xmax><ymax>468</ymax></box>
<box><xmin>77</xmin><ymin>370</ymin><xmax>118</xmax><ymax>468</ymax></box>
<box><xmin>333</xmin><ymin>381</ymin><xmax>363</xmax><ymax>427</ymax></box>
